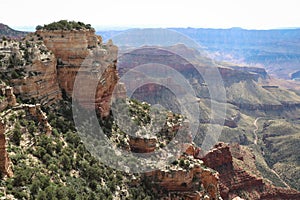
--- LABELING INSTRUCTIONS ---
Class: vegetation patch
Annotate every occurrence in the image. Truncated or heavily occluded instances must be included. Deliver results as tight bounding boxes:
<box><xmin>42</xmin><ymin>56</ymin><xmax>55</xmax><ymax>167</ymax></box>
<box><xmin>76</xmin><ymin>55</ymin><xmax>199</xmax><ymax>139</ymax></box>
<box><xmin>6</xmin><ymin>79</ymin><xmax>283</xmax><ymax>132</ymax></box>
<box><xmin>36</xmin><ymin>20</ymin><xmax>94</xmax><ymax>31</ymax></box>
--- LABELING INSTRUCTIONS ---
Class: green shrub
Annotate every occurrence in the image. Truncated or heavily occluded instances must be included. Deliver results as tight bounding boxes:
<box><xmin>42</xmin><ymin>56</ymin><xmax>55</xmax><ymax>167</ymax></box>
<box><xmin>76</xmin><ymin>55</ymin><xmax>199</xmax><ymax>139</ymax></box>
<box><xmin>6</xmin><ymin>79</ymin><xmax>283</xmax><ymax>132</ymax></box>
<box><xmin>179</xmin><ymin>159</ymin><xmax>185</xmax><ymax>168</ymax></box>
<box><xmin>37</xmin><ymin>20</ymin><xmax>94</xmax><ymax>31</ymax></box>
<box><xmin>12</xmin><ymin>127</ymin><xmax>22</xmax><ymax>146</ymax></box>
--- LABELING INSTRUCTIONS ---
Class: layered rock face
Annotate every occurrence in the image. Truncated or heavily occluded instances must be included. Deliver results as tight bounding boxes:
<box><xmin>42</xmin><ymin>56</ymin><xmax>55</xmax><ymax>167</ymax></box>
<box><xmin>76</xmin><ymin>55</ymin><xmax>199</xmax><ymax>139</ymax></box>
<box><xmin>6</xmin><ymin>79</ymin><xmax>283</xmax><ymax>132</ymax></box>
<box><xmin>37</xmin><ymin>29</ymin><xmax>97</xmax><ymax>95</ymax></box>
<box><xmin>37</xmin><ymin>30</ymin><xmax>119</xmax><ymax>117</ymax></box>
<box><xmin>10</xmin><ymin>57</ymin><xmax>62</xmax><ymax>105</ymax></box>
<box><xmin>128</xmin><ymin>136</ymin><xmax>157</xmax><ymax>153</ymax></box>
<box><xmin>1</xmin><ymin>29</ymin><xmax>120</xmax><ymax>117</ymax></box>
<box><xmin>117</xmin><ymin>45</ymin><xmax>300</xmax><ymax>114</ymax></box>
<box><xmin>144</xmin><ymin>157</ymin><xmax>220</xmax><ymax>200</ymax></box>
<box><xmin>201</xmin><ymin>143</ymin><xmax>300</xmax><ymax>200</ymax></box>
<box><xmin>0</xmin><ymin>38</ymin><xmax>62</xmax><ymax>106</ymax></box>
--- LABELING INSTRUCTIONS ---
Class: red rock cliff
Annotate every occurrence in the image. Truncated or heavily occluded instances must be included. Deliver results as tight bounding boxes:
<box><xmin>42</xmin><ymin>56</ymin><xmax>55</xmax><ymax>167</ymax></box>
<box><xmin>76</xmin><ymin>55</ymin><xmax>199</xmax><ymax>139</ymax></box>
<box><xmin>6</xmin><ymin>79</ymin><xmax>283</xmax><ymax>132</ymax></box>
<box><xmin>144</xmin><ymin>156</ymin><xmax>220</xmax><ymax>200</ymax></box>
<box><xmin>0</xmin><ymin>38</ymin><xmax>62</xmax><ymax>106</ymax></box>
<box><xmin>37</xmin><ymin>30</ymin><xmax>119</xmax><ymax>117</ymax></box>
<box><xmin>201</xmin><ymin>143</ymin><xmax>300</xmax><ymax>200</ymax></box>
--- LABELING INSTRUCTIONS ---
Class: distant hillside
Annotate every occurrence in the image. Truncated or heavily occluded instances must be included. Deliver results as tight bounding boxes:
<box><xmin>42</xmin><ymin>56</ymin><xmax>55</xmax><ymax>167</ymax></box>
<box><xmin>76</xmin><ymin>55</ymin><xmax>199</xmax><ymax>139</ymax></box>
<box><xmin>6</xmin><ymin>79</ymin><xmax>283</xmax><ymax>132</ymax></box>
<box><xmin>98</xmin><ymin>27</ymin><xmax>300</xmax><ymax>80</ymax></box>
<box><xmin>171</xmin><ymin>28</ymin><xmax>300</xmax><ymax>80</ymax></box>
<box><xmin>0</xmin><ymin>23</ymin><xmax>28</xmax><ymax>39</ymax></box>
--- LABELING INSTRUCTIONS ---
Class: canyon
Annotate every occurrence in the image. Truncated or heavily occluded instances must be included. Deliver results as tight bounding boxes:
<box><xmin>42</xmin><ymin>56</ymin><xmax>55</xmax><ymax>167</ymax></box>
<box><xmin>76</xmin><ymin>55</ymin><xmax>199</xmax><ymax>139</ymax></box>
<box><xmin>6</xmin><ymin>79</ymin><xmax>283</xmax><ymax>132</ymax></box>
<box><xmin>0</xmin><ymin>23</ymin><xmax>300</xmax><ymax>199</ymax></box>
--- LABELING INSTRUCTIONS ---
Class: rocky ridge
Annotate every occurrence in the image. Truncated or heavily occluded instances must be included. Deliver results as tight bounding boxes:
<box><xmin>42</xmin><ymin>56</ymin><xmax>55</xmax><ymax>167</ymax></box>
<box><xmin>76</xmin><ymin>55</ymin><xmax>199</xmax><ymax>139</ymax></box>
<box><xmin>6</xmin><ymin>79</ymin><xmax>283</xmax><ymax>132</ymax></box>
<box><xmin>201</xmin><ymin>143</ymin><xmax>300</xmax><ymax>200</ymax></box>
<box><xmin>0</xmin><ymin>23</ymin><xmax>27</xmax><ymax>39</ymax></box>
<box><xmin>0</xmin><ymin>28</ymin><xmax>120</xmax><ymax>117</ymax></box>
<box><xmin>117</xmin><ymin>46</ymin><xmax>300</xmax><ymax>115</ymax></box>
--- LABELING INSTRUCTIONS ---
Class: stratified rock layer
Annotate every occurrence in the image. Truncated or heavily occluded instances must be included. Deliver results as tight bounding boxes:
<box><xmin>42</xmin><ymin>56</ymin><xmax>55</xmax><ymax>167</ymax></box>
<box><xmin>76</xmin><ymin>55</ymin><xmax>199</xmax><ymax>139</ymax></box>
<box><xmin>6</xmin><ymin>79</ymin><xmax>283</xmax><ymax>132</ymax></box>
<box><xmin>10</xmin><ymin>57</ymin><xmax>62</xmax><ymax>105</ymax></box>
<box><xmin>202</xmin><ymin>143</ymin><xmax>300</xmax><ymax>200</ymax></box>
<box><xmin>128</xmin><ymin>136</ymin><xmax>157</xmax><ymax>153</ymax></box>
<box><xmin>37</xmin><ymin>30</ymin><xmax>119</xmax><ymax>117</ymax></box>
<box><xmin>144</xmin><ymin>157</ymin><xmax>219</xmax><ymax>200</ymax></box>
<box><xmin>0</xmin><ymin>38</ymin><xmax>62</xmax><ymax>106</ymax></box>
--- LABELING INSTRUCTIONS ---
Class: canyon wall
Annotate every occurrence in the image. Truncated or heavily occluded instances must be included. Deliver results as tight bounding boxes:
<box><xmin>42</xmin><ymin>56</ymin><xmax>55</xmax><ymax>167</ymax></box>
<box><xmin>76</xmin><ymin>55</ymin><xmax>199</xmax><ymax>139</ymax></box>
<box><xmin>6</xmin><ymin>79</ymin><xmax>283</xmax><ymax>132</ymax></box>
<box><xmin>0</xmin><ymin>38</ymin><xmax>62</xmax><ymax>106</ymax></box>
<box><xmin>1</xmin><ymin>29</ymin><xmax>120</xmax><ymax>117</ymax></box>
<box><xmin>201</xmin><ymin>143</ymin><xmax>300</xmax><ymax>200</ymax></box>
<box><xmin>10</xmin><ymin>57</ymin><xmax>62</xmax><ymax>105</ymax></box>
<box><xmin>37</xmin><ymin>29</ymin><xmax>119</xmax><ymax>117</ymax></box>
<box><xmin>229</xmin><ymin>65</ymin><xmax>268</xmax><ymax>79</ymax></box>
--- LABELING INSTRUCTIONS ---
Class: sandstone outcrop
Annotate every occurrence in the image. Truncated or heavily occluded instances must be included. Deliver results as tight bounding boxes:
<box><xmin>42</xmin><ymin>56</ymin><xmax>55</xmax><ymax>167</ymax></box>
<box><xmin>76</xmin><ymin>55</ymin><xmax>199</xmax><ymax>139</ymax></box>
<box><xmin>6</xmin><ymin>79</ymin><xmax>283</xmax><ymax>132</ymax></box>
<box><xmin>0</xmin><ymin>39</ymin><xmax>62</xmax><ymax>106</ymax></box>
<box><xmin>128</xmin><ymin>136</ymin><xmax>157</xmax><ymax>153</ymax></box>
<box><xmin>10</xmin><ymin>58</ymin><xmax>62</xmax><ymax>106</ymax></box>
<box><xmin>144</xmin><ymin>156</ymin><xmax>220</xmax><ymax>200</ymax></box>
<box><xmin>4</xmin><ymin>86</ymin><xmax>17</xmax><ymax>106</ymax></box>
<box><xmin>0</xmin><ymin>85</ymin><xmax>17</xmax><ymax>111</ymax></box>
<box><xmin>1</xmin><ymin>29</ymin><xmax>120</xmax><ymax>117</ymax></box>
<box><xmin>201</xmin><ymin>142</ymin><xmax>300</xmax><ymax>200</ymax></box>
<box><xmin>37</xmin><ymin>29</ymin><xmax>119</xmax><ymax>117</ymax></box>
<box><xmin>202</xmin><ymin>143</ymin><xmax>260</xmax><ymax>200</ymax></box>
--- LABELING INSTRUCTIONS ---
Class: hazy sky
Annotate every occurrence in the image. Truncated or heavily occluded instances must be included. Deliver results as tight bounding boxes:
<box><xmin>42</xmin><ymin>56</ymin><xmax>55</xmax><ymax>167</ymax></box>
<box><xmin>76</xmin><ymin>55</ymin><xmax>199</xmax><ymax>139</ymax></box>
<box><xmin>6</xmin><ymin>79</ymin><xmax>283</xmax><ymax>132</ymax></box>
<box><xmin>2</xmin><ymin>0</ymin><xmax>300</xmax><ymax>30</ymax></box>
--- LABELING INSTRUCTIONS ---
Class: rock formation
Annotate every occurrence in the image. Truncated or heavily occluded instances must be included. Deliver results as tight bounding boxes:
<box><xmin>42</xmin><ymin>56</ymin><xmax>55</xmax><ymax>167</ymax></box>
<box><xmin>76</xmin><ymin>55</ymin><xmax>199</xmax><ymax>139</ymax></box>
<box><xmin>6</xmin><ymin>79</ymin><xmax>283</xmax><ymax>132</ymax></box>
<box><xmin>10</xmin><ymin>57</ymin><xmax>62</xmax><ymax>106</ymax></box>
<box><xmin>201</xmin><ymin>143</ymin><xmax>300</xmax><ymax>200</ymax></box>
<box><xmin>0</xmin><ymin>85</ymin><xmax>17</xmax><ymax>111</ymax></box>
<box><xmin>1</xmin><ymin>28</ymin><xmax>120</xmax><ymax>117</ymax></box>
<box><xmin>0</xmin><ymin>38</ymin><xmax>62</xmax><ymax>106</ymax></box>
<box><xmin>0</xmin><ymin>84</ymin><xmax>52</xmax><ymax>135</ymax></box>
<box><xmin>0</xmin><ymin>120</ymin><xmax>13</xmax><ymax>177</ymax></box>
<box><xmin>1</xmin><ymin>25</ymin><xmax>300</xmax><ymax>199</ymax></box>
<box><xmin>24</xmin><ymin>104</ymin><xmax>52</xmax><ymax>135</ymax></box>
<box><xmin>144</xmin><ymin>156</ymin><xmax>220</xmax><ymax>200</ymax></box>
<box><xmin>37</xmin><ymin>29</ymin><xmax>119</xmax><ymax>117</ymax></box>
<box><xmin>117</xmin><ymin>45</ymin><xmax>300</xmax><ymax>114</ymax></box>
<box><xmin>128</xmin><ymin>136</ymin><xmax>157</xmax><ymax>153</ymax></box>
<box><xmin>4</xmin><ymin>86</ymin><xmax>17</xmax><ymax>106</ymax></box>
